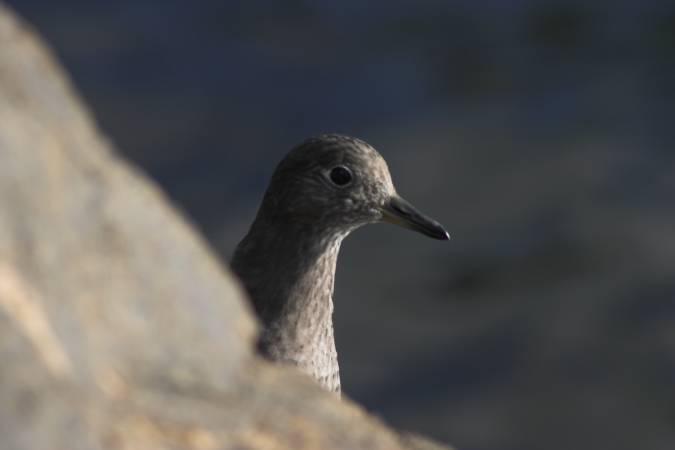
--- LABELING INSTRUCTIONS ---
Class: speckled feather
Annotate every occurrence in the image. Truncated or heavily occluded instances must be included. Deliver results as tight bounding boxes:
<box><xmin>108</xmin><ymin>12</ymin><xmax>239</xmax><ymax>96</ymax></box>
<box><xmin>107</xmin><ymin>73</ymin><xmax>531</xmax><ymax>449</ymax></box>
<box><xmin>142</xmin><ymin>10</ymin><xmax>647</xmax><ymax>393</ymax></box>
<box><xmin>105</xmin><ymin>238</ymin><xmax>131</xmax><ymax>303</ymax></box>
<box><xmin>231</xmin><ymin>134</ymin><xmax>397</xmax><ymax>394</ymax></box>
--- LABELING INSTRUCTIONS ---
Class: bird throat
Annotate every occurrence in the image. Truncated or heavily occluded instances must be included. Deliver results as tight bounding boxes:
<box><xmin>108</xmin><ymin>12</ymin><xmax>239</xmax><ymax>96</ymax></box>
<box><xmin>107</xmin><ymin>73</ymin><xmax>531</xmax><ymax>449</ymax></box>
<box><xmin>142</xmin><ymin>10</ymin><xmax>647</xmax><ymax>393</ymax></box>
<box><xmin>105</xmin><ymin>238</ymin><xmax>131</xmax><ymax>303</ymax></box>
<box><xmin>232</xmin><ymin>220</ymin><xmax>346</xmax><ymax>394</ymax></box>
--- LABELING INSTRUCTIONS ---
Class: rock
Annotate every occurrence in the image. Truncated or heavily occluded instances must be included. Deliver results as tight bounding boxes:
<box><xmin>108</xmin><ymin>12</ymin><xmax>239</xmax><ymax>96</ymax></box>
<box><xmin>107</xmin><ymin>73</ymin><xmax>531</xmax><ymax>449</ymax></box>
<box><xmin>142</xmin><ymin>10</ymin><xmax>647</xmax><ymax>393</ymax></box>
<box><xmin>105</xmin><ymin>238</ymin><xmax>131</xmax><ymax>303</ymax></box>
<box><xmin>0</xmin><ymin>3</ymin><xmax>450</xmax><ymax>450</ymax></box>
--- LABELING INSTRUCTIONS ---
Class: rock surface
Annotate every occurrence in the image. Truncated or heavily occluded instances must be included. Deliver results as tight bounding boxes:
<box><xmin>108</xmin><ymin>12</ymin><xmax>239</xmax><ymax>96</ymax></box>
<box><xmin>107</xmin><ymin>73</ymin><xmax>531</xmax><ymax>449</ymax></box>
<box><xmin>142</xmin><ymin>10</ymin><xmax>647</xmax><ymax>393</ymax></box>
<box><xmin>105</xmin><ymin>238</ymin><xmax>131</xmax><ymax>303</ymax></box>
<box><xmin>0</xmin><ymin>4</ymin><xmax>450</xmax><ymax>450</ymax></box>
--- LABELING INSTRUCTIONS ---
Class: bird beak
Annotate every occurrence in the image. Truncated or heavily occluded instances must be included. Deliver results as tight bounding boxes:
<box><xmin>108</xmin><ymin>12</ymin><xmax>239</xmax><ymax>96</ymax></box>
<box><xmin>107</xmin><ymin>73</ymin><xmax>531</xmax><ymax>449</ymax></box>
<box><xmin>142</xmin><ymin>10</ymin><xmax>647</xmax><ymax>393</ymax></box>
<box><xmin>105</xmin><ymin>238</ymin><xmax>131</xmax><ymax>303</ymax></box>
<box><xmin>381</xmin><ymin>195</ymin><xmax>450</xmax><ymax>240</ymax></box>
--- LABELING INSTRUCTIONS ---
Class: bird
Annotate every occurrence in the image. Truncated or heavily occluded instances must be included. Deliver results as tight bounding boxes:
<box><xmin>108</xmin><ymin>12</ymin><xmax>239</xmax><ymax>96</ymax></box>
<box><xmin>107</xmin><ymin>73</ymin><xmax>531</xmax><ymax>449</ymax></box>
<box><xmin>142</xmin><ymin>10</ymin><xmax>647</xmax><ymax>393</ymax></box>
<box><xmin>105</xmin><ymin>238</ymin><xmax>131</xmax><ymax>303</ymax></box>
<box><xmin>231</xmin><ymin>134</ymin><xmax>449</xmax><ymax>395</ymax></box>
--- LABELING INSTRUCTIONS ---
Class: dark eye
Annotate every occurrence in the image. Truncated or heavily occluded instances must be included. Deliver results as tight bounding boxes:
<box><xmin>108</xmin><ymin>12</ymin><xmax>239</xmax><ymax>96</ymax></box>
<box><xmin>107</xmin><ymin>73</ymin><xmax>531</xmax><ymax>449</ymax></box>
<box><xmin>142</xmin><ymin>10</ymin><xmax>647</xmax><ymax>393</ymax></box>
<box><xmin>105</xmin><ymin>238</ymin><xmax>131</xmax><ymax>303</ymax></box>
<box><xmin>329</xmin><ymin>166</ymin><xmax>353</xmax><ymax>186</ymax></box>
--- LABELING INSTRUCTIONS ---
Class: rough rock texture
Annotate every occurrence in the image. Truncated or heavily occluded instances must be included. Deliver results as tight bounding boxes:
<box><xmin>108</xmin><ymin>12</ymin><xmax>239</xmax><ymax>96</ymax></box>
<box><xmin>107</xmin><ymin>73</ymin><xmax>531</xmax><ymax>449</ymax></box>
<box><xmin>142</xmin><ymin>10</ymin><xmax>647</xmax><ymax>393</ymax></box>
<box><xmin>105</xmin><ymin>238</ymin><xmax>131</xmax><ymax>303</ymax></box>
<box><xmin>0</xmin><ymin>4</ymin><xmax>450</xmax><ymax>450</ymax></box>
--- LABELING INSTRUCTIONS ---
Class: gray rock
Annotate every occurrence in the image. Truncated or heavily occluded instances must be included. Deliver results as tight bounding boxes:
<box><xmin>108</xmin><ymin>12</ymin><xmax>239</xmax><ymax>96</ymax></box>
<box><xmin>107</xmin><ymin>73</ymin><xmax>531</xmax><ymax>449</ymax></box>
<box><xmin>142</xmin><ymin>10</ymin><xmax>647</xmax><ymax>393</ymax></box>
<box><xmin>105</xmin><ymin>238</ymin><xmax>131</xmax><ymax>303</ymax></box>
<box><xmin>0</xmin><ymin>4</ymin><xmax>451</xmax><ymax>450</ymax></box>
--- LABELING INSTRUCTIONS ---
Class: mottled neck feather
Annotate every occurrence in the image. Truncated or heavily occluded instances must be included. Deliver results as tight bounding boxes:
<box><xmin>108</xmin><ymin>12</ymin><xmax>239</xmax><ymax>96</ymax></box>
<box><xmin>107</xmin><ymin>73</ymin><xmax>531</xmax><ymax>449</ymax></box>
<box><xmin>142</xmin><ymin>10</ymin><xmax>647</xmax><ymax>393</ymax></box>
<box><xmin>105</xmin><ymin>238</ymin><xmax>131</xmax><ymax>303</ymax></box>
<box><xmin>231</xmin><ymin>216</ymin><xmax>344</xmax><ymax>394</ymax></box>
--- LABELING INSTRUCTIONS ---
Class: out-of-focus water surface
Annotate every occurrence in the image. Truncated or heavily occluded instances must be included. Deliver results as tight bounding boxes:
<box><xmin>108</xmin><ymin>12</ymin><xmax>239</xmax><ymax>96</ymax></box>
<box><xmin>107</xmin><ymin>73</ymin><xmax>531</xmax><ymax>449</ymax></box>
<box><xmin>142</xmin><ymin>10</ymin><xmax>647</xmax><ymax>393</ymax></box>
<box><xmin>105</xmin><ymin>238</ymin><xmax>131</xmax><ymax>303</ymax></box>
<box><xmin>9</xmin><ymin>1</ymin><xmax>675</xmax><ymax>449</ymax></box>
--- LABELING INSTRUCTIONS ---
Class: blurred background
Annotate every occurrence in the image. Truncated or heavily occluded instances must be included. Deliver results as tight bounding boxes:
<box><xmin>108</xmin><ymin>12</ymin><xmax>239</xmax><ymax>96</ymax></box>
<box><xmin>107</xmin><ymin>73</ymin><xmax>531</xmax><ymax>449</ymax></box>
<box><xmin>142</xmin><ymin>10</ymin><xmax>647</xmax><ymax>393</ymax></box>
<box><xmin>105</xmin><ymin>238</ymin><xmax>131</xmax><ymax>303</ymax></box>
<box><xmin>8</xmin><ymin>1</ymin><xmax>675</xmax><ymax>449</ymax></box>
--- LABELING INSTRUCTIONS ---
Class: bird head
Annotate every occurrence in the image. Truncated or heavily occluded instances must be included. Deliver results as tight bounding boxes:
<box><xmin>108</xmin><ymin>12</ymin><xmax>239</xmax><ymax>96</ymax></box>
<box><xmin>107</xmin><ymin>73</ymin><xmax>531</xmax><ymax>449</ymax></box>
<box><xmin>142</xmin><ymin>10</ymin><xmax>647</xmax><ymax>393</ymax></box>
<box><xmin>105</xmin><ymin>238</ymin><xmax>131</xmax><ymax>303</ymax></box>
<box><xmin>259</xmin><ymin>134</ymin><xmax>449</xmax><ymax>241</ymax></box>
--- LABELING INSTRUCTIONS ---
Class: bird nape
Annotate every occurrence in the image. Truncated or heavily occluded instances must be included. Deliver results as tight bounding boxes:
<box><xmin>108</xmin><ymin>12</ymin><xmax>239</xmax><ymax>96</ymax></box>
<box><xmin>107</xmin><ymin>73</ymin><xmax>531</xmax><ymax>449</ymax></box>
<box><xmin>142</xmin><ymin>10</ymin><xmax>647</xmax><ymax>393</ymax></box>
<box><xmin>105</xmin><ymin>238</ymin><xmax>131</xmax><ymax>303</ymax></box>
<box><xmin>231</xmin><ymin>134</ymin><xmax>449</xmax><ymax>395</ymax></box>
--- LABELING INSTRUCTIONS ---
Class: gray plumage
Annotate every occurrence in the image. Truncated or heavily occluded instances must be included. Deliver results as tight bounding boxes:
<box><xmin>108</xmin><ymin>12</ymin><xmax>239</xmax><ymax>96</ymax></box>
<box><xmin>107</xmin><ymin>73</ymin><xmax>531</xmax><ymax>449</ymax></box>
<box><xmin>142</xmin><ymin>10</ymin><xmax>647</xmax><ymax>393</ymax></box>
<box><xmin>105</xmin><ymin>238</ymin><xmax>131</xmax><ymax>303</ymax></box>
<box><xmin>232</xmin><ymin>134</ymin><xmax>448</xmax><ymax>394</ymax></box>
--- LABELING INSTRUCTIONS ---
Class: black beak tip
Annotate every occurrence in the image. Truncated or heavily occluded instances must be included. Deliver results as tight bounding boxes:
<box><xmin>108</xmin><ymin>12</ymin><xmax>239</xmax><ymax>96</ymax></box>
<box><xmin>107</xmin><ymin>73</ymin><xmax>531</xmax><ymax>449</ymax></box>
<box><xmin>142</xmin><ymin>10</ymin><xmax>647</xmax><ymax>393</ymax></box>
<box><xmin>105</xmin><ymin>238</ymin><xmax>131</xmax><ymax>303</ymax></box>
<box><xmin>429</xmin><ymin>225</ymin><xmax>450</xmax><ymax>241</ymax></box>
<box><xmin>383</xmin><ymin>195</ymin><xmax>450</xmax><ymax>242</ymax></box>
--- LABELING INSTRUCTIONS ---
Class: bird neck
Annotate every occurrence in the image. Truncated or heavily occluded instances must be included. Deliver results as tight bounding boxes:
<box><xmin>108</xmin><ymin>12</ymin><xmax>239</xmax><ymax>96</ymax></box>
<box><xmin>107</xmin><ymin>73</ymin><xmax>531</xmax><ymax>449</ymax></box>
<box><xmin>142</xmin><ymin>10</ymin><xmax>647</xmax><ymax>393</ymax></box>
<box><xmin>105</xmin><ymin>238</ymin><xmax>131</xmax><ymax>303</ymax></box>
<box><xmin>231</xmin><ymin>216</ymin><xmax>346</xmax><ymax>362</ymax></box>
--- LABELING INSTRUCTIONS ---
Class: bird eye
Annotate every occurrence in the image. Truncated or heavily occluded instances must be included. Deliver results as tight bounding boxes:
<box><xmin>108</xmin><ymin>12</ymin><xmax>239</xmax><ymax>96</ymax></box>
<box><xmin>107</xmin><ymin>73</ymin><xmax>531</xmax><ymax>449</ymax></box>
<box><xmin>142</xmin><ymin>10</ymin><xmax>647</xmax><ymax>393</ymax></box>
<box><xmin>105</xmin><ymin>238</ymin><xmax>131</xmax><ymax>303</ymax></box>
<box><xmin>329</xmin><ymin>166</ymin><xmax>353</xmax><ymax>186</ymax></box>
